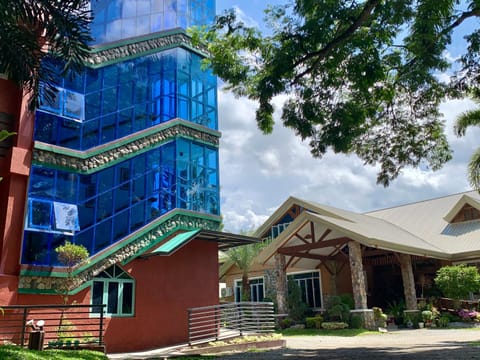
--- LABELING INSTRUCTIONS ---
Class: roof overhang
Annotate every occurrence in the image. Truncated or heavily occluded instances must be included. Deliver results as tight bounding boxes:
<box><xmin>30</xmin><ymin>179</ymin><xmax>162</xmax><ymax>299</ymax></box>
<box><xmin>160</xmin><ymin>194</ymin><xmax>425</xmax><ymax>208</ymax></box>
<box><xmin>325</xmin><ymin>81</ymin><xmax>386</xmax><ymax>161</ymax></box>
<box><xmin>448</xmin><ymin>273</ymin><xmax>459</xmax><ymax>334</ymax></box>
<box><xmin>141</xmin><ymin>229</ymin><xmax>260</xmax><ymax>258</ymax></box>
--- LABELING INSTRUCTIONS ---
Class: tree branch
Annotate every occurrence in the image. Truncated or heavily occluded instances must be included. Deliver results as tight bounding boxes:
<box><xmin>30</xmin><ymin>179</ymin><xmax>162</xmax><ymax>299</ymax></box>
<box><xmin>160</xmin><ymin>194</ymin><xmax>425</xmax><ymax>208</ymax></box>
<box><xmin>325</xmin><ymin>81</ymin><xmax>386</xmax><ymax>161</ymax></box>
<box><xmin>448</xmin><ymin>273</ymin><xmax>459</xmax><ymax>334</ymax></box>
<box><xmin>293</xmin><ymin>0</ymin><xmax>380</xmax><ymax>81</ymax></box>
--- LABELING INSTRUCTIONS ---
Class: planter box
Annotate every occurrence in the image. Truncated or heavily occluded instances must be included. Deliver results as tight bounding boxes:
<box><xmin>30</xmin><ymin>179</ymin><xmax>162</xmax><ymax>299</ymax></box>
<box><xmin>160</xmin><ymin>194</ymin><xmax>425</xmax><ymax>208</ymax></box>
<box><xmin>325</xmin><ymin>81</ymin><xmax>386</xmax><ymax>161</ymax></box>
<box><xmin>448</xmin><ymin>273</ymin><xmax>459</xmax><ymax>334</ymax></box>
<box><xmin>180</xmin><ymin>339</ymin><xmax>286</xmax><ymax>356</ymax></box>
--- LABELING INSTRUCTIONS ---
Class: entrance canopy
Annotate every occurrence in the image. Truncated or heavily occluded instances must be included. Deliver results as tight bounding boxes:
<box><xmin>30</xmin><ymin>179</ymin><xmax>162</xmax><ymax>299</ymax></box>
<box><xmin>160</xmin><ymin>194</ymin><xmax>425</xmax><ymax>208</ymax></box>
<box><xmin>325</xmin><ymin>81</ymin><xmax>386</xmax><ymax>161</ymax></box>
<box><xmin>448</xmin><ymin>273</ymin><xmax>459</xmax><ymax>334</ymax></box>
<box><xmin>142</xmin><ymin>229</ymin><xmax>259</xmax><ymax>258</ymax></box>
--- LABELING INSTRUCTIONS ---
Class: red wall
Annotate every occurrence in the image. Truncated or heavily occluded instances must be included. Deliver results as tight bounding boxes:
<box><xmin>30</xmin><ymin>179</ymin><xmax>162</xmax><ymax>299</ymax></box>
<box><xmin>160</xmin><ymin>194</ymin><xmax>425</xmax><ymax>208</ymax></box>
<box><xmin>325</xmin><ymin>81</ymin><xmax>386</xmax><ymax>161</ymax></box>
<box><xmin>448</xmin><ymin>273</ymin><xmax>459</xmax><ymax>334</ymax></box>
<box><xmin>104</xmin><ymin>239</ymin><xmax>219</xmax><ymax>353</ymax></box>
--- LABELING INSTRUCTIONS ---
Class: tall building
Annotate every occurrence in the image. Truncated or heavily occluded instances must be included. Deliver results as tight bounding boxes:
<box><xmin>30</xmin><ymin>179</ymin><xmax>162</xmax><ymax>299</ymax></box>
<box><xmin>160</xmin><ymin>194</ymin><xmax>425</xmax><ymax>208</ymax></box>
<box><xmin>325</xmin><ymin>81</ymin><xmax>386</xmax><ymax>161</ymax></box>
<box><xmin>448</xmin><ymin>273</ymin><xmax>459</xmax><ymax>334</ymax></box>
<box><xmin>0</xmin><ymin>0</ymin><xmax>254</xmax><ymax>352</ymax></box>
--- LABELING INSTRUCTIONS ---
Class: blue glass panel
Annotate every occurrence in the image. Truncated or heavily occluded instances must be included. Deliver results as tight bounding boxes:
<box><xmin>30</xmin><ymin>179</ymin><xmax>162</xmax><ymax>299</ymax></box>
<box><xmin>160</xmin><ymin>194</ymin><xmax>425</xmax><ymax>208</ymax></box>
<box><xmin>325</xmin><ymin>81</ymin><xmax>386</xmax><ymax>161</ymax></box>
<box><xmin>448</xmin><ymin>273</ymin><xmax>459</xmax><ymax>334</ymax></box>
<box><xmin>30</xmin><ymin>168</ymin><xmax>55</xmax><ymax>198</ymax></box>
<box><xmin>78</xmin><ymin>202</ymin><xmax>95</xmax><ymax>228</ymax></box>
<box><xmin>97</xmin><ymin>191</ymin><xmax>113</xmax><ymax>222</ymax></box>
<box><xmin>56</xmin><ymin>173</ymin><xmax>78</xmax><ymax>203</ymax></box>
<box><xmin>29</xmin><ymin>200</ymin><xmax>52</xmax><ymax>229</ymax></box>
<box><xmin>130</xmin><ymin>202</ymin><xmax>146</xmax><ymax>230</ymax></box>
<box><xmin>98</xmin><ymin>167</ymin><xmax>114</xmax><ymax>192</ymax></box>
<box><xmin>76</xmin><ymin>228</ymin><xmax>94</xmax><ymax>258</ymax></box>
<box><xmin>113</xmin><ymin>210</ymin><xmax>129</xmax><ymax>240</ymax></box>
<box><xmin>95</xmin><ymin>219</ymin><xmax>113</xmax><ymax>252</ymax></box>
<box><xmin>22</xmin><ymin>232</ymin><xmax>50</xmax><ymax>265</ymax></box>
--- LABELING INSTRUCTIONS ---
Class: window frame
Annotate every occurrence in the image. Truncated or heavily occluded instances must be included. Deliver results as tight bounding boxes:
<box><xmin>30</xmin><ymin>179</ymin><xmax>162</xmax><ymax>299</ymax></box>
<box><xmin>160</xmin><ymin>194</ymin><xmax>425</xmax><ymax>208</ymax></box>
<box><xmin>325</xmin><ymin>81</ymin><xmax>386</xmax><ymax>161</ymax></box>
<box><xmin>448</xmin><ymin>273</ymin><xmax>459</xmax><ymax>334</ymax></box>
<box><xmin>287</xmin><ymin>270</ymin><xmax>323</xmax><ymax>310</ymax></box>
<box><xmin>234</xmin><ymin>276</ymin><xmax>265</xmax><ymax>303</ymax></box>
<box><xmin>90</xmin><ymin>265</ymin><xmax>135</xmax><ymax>317</ymax></box>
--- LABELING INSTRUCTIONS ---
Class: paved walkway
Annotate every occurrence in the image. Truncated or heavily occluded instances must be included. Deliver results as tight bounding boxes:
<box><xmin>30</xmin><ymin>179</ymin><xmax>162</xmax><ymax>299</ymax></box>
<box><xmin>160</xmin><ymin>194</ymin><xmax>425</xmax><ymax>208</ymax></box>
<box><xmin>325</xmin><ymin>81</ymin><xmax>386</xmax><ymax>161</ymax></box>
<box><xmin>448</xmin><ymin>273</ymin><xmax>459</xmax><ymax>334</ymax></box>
<box><xmin>108</xmin><ymin>328</ymin><xmax>480</xmax><ymax>359</ymax></box>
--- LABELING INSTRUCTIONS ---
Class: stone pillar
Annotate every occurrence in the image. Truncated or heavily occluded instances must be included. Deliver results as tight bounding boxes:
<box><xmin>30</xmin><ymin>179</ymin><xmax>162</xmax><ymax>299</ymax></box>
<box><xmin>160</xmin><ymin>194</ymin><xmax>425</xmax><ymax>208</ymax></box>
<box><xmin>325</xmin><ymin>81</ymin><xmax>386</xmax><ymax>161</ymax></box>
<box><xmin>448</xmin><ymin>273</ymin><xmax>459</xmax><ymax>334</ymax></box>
<box><xmin>275</xmin><ymin>253</ymin><xmax>287</xmax><ymax>315</ymax></box>
<box><xmin>398</xmin><ymin>253</ymin><xmax>417</xmax><ymax>310</ymax></box>
<box><xmin>348</xmin><ymin>241</ymin><xmax>367</xmax><ymax>309</ymax></box>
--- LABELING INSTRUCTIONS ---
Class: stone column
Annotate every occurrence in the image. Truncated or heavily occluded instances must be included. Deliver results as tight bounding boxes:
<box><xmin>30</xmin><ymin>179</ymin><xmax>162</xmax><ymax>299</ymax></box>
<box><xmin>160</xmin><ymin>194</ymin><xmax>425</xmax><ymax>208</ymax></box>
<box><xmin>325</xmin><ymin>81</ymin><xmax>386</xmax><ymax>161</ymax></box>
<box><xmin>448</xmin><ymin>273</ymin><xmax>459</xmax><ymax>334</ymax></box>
<box><xmin>398</xmin><ymin>253</ymin><xmax>417</xmax><ymax>310</ymax></box>
<box><xmin>275</xmin><ymin>253</ymin><xmax>287</xmax><ymax>315</ymax></box>
<box><xmin>348</xmin><ymin>241</ymin><xmax>367</xmax><ymax>309</ymax></box>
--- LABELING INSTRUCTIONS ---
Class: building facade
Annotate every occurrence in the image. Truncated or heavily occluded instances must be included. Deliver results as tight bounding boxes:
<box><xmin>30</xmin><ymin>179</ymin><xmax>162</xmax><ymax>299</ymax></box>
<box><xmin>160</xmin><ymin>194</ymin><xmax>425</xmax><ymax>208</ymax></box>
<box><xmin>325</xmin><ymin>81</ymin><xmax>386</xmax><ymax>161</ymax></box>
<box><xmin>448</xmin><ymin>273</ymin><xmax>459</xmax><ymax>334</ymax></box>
<box><xmin>0</xmin><ymin>0</ymin><xmax>253</xmax><ymax>353</ymax></box>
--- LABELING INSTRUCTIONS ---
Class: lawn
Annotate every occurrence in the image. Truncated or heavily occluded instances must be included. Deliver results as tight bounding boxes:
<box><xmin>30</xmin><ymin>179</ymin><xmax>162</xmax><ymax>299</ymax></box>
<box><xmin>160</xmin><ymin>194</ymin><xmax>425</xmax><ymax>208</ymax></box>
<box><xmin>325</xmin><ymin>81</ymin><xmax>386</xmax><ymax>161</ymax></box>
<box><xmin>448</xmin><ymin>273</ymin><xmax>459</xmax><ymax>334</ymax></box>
<box><xmin>0</xmin><ymin>345</ymin><xmax>108</xmax><ymax>360</ymax></box>
<box><xmin>278</xmin><ymin>328</ymin><xmax>377</xmax><ymax>337</ymax></box>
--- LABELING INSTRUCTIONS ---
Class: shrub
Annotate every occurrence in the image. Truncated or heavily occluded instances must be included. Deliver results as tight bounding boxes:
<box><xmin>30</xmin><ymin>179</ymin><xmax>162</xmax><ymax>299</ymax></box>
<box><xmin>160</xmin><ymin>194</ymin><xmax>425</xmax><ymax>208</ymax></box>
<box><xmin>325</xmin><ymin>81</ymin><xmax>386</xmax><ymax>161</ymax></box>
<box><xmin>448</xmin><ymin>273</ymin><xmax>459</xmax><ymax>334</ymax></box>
<box><xmin>321</xmin><ymin>322</ymin><xmax>349</xmax><ymax>330</ymax></box>
<box><xmin>434</xmin><ymin>265</ymin><xmax>480</xmax><ymax>301</ymax></box>
<box><xmin>287</xmin><ymin>280</ymin><xmax>308</xmax><ymax>321</ymax></box>
<box><xmin>421</xmin><ymin>310</ymin><xmax>433</xmax><ymax>322</ymax></box>
<box><xmin>386</xmin><ymin>300</ymin><xmax>405</xmax><ymax>325</ymax></box>
<box><xmin>373</xmin><ymin>307</ymin><xmax>387</xmax><ymax>327</ymax></box>
<box><xmin>305</xmin><ymin>316</ymin><xmax>323</xmax><ymax>329</ymax></box>
<box><xmin>350</xmin><ymin>314</ymin><xmax>363</xmax><ymax>329</ymax></box>
<box><xmin>437</xmin><ymin>314</ymin><xmax>450</xmax><ymax>328</ymax></box>
<box><xmin>279</xmin><ymin>318</ymin><xmax>293</xmax><ymax>329</ymax></box>
<box><xmin>325</xmin><ymin>296</ymin><xmax>351</xmax><ymax>322</ymax></box>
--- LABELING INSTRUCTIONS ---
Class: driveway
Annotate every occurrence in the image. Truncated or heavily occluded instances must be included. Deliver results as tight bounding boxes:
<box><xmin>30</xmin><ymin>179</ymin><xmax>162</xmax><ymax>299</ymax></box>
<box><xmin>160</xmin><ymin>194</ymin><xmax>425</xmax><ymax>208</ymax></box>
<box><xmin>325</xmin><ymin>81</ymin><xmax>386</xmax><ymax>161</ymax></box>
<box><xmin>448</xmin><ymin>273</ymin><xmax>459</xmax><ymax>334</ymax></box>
<box><xmin>218</xmin><ymin>328</ymin><xmax>480</xmax><ymax>359</ymax></box>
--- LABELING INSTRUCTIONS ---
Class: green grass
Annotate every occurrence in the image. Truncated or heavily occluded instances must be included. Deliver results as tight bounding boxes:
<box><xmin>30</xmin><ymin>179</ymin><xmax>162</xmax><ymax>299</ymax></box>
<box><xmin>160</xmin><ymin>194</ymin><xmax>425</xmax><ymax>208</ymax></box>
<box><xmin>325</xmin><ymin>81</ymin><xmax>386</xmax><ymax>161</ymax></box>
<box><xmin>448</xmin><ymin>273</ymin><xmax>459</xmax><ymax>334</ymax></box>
<box><xmin>278</xmin><ymin>328</ymin><xmax>377</xmax><ymax>337</ymax></box>
<box><xmin>0</xmin><ymin>345</ymin><xmax>108</xmax><ymax>360</ymax></box>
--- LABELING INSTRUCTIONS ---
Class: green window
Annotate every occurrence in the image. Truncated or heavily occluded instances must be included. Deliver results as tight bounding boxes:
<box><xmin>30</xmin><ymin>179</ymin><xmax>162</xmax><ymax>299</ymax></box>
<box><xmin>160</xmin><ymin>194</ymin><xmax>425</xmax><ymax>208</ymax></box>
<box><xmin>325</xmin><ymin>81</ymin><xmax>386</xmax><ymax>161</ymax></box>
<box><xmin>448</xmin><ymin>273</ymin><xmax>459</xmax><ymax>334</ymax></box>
<box><xmin>91</xmin><ymin>265</ymin><xmax>134</xmax><ymax>316</ymax></box>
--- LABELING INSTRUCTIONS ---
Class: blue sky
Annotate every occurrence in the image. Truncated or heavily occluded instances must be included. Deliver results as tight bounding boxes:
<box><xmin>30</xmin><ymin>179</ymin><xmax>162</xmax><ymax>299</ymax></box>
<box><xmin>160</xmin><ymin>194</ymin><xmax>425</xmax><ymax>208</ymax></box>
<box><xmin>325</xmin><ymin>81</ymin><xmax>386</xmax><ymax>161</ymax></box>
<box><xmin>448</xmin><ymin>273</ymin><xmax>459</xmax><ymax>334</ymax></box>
<box><xmin>214</xmin><ymin>1</ymin><xmax>479</xmax><ymax>233</ymax></box>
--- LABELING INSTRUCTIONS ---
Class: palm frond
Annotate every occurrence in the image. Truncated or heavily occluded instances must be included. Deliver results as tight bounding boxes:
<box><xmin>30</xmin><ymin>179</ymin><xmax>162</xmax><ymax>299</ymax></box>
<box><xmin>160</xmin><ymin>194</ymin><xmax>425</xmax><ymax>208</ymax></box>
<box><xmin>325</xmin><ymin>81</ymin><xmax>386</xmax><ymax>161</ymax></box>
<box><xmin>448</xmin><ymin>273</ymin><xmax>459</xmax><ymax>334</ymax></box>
<box><xmin>468</xmin><ymin>147</ymin><xmax>480</xmax><ymax>190</ymax></box>
<box><xmin>454</xmin><ymin>108</ymin><xmax>480</xmax><ymax>136</ymax></box>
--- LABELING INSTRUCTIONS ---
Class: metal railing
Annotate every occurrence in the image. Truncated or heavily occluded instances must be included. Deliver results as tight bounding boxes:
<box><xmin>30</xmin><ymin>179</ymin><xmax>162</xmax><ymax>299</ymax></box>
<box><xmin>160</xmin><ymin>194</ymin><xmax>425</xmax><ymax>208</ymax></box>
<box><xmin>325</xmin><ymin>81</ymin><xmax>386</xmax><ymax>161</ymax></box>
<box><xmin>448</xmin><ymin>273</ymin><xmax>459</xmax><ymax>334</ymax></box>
<box><xmin>0</xmin><ymin>304</ymin><xmax>105</xmax><ymax>349</ymax></box>
<box><xmin>187</xmin><ymin>302</ymin><xmax>275</xmax><ymax>346</ymax></box>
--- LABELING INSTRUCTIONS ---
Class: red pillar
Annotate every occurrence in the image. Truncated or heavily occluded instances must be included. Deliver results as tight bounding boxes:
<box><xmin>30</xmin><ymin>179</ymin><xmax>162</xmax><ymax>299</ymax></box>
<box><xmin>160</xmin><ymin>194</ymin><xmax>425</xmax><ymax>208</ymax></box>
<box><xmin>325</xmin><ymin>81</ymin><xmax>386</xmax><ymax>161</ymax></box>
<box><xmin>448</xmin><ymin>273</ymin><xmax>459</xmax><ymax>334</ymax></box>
<box><xmin>0</xmin><ymin>79</ymin><xmax>34</xmax><ymax>293</ymax></box>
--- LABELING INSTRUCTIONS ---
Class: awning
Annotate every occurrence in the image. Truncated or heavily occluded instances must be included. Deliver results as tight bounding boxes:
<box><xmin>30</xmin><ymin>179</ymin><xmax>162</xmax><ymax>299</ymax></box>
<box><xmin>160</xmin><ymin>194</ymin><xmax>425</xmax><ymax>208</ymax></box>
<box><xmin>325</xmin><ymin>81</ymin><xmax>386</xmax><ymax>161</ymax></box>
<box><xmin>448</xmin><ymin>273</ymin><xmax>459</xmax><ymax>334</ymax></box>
<box><xmin>143</xmin><ymin>229</ymin><xmax>259</xmax><ymax>258</ymax></box>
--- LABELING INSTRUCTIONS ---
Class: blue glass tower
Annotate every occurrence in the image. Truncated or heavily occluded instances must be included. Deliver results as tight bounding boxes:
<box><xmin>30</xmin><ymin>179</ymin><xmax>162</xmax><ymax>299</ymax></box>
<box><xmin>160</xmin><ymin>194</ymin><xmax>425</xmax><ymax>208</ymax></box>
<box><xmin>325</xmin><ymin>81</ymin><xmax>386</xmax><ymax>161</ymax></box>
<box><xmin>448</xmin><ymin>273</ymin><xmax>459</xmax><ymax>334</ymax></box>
<box><xmin>20</xmin><ymin>0</ymin><xmax>221</xmax><ymax>291</ymax></box>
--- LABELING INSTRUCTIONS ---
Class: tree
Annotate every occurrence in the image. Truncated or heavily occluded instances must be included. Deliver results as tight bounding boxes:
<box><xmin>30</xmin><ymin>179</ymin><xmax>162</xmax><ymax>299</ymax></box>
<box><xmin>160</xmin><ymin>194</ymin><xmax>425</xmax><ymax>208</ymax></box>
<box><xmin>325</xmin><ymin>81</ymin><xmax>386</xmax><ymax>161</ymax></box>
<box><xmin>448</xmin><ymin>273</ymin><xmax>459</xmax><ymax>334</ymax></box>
<box><xmin>434</xmin><ymin>264</ymin><xmax>480</xmax><ymax>303</ymax></box>
<box><xmin>55</xmin><ymin>241</ymin><xmax>89</xmax><ymax>304</ymax></box>
<box><xmin>227</xmin><ymin>241</ymin><xmax>265</xmax><ymax>301</ymax></box>
<box><xmin>191</xmin><ymin>1</ymin><xmax>480</xmax><ymax>185</ymax></box>
<box><xmin>454</xmin><ymin>90</ymin><xmax>480</xmax><ymax>189</ymax></box>
<box><xmin>0</xmin><ymin>0</ymin><xmax>92</xmax><ymax>109</ymax></box>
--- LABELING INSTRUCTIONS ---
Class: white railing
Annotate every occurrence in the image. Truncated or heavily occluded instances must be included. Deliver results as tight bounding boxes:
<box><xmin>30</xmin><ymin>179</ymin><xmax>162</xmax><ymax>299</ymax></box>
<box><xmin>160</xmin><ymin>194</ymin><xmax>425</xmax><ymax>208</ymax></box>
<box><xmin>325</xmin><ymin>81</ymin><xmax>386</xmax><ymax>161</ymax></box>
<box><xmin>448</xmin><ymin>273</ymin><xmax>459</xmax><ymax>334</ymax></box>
<box><xmin>187</xmin><ymin>302</ymin><xmax>275</xmax><ymax>345</ymax></box>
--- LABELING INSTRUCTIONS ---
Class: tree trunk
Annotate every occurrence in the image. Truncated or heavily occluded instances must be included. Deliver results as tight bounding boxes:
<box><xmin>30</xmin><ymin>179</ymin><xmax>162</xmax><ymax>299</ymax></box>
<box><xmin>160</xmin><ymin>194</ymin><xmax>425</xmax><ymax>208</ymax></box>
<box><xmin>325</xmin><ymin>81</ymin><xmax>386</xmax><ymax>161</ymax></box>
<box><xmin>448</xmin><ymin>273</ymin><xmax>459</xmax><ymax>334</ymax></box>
<box><xmin>348</xmin><ymin>241</ymin><xmax>368</xmax><ymax>309</ymax></box>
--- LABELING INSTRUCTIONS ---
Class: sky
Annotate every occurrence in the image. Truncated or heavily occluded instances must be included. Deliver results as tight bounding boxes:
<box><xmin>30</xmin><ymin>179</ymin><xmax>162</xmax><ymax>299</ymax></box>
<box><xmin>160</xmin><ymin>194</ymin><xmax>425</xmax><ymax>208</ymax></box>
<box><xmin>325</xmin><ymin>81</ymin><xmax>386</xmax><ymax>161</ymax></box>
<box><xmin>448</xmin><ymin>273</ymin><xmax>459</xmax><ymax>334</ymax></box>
<box><xmin>215</xmin><ymin>1</ymin><xmax>479</xmax><ymax>233</ymax></box>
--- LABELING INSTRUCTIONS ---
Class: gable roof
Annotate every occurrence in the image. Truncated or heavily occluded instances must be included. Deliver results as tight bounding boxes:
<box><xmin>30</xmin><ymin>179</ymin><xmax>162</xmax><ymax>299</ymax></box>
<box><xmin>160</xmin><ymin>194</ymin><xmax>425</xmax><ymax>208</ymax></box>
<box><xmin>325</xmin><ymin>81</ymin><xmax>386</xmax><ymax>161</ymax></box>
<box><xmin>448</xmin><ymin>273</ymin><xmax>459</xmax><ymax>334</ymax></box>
<box><xmin>255</xmin><ymin>190</ymin><xmax>480</xmax><ymax>265</ymax></box>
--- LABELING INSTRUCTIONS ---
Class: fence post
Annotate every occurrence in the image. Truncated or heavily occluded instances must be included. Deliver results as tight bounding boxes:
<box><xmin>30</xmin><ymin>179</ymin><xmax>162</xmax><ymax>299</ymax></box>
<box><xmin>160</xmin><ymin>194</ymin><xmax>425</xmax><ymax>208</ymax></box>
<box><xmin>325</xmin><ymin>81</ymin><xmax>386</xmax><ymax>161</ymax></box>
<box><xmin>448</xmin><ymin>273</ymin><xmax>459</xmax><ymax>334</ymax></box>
<box><xmin>238</xmin><ymin>303</ymin><xmax>243</xmax><ymax>337</ymax></box>
<box><xmin>99</xmin><ymin>306</ymin><xmax>104</xmax><ymax>346</ymax></box>
<box><xmin>187</xmin><ymin>308</ymin><xmax>192</xmax><ymax>346</ymax></box>
<box><xmin>20</xmin><ymin>307</ymin><xmax>28</xmax><ymax>347</ymax></box>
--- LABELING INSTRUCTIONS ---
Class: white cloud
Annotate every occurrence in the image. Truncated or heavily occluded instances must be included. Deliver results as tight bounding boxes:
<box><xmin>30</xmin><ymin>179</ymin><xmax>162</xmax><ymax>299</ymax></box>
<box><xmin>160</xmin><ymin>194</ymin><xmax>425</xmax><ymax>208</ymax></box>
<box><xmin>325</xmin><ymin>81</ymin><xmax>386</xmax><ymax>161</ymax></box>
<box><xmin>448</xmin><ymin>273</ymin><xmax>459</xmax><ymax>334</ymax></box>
<box><xmin>218</xmin><ymin>89</ymin><xmax>478</xmax><ymax>233</ymax></box>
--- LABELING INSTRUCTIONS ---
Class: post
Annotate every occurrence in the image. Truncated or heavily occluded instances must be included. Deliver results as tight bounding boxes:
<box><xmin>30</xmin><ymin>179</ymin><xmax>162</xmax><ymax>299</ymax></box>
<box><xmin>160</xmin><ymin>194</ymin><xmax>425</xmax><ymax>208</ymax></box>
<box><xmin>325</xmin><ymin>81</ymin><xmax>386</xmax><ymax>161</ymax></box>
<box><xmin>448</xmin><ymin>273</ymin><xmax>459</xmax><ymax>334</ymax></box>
<box><xmin>98</xmin><ymin>305</ymin><xmax>104</xmax><ymax>346</ymax></box>
<box><xmin>275</xmin><ymin>253</ymin><xmax>287</xmax><ymax>315</ymax></box>
<box><xmin>398</xmin><ymin>253</ymin><xmax>417</xmax><ymax>310</ymax></box>
<box><xmin>348</xmin><ymin>241</ymin><xmax>367</xmax><ymax>309</ymax></box>
<box><xmin>20</xmin><ymin>308</ymin><xmax>27</xmax><ymax>347</ymax></box>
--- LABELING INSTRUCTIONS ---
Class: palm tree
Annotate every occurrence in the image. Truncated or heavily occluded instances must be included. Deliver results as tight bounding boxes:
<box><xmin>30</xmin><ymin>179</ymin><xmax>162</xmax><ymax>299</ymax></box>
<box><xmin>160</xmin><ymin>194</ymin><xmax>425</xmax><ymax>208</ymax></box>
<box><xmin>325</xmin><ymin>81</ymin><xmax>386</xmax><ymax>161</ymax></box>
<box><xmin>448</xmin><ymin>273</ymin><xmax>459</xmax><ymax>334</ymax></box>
<box><xmin>228</xmin><ymin>242</ymin><xmax>264</xmax><ymax>301</ymax></box>
<box><xmin>454</xmin><ymin>90</ymin><xmax>480</xmax><ymax>189</ymax></box>
<box><xmin>0</xmin><ymin>0</ymin><xmax>92</xmax><ymax>109</ymax></box>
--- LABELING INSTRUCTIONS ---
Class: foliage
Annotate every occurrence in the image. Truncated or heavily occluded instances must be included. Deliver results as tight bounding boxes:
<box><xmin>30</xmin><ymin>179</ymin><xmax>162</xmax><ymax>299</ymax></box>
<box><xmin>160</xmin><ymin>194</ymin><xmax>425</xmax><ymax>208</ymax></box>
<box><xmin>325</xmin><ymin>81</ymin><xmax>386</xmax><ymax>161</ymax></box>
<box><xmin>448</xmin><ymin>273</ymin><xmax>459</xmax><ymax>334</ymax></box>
<box><xmin>191</xmin><ymin>1</ymin><xmax>480</xmax><ymax>186</ymax></box>
<box><xmin>305</xmin><ymin>316</ymin><xmax>323</xmax><ymax>329</ymax></box>
<box><xmin>0</xmin><ymin>1</ymin><xmax>92</xmax><ymax>109</ymax></box>
<box><xmin>55</xmin><ymin>242</ymin><xmax>89</xmax><ymax>268</ymax></box>
<box><xmin>386</xmin><ymin>300</ymin><xmax>406</xmax><ymax>325</ymax></box>
<box><xmin>421</xmin><ymin>310</ymin><xmax>434</xmax><ymax>322</ymax></box>
<box><xmin>350</xmin><ymin>314</ymin><xmax>364</xmax><ymax>329</ymax></box>
<box><xmin>372</xmin><ymin>307</ymin><xmax>387</xmax><ymax>328</ymax></box>
<box><xmin>286</xmin><ymin>280</ymin><xmax>308</xmax><ymax>321</ymax></box>
<box><xmin>434</xmin><ymin>264</ymin><xmax>480</xmax><ymax>300</ymax></box>
<box><xmin>458</xmin><ymin>309</ymin><xmax>480</xmax><ymax>322</ymax></box>
<box><xmin>321</xmin><ymin>322</ymin><xmax>349</xmax><ymax>330</ymax></box>
<box><xmin>279</xmin><ymin>318</ymin><xmax>293</xmax><ymax>329</ymax></box>
<box><xmin>0</xmin><ymin>344</ymin><xmax>107</xmax><ymax>360</ymax></box>
<box><xmin>325</xmin><ymin>295</ymin><xmax>351</xmax><ymax>322</ymax></box>
<box><xmin>437</xmin><ymin>314</ymin><xmax>450</xmax><ymax>328</ymax></box>
<box><xmin>454</xmin><ymin>90</ymin><xmax>480</xmax><ymax>189</ymax></box>
<box><xmin>54</xmin><ymin>241</ymin><xmax>89</xmax><ymax>304</ymax></box>
<box><xmin>227</xmin><ymin>240</ymin><xmax>265</xmax><ymax>301</ymax></box>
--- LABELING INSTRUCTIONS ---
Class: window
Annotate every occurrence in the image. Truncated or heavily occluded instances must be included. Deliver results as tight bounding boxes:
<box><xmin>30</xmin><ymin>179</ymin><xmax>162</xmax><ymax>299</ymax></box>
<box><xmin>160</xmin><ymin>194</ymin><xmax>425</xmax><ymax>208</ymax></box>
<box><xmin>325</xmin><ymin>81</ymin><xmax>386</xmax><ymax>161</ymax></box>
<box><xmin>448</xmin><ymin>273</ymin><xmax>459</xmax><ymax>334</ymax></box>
<box><xmin>234</xmin><ymin>278</ymin><xmax>264</xmax><ymax>302</ymax></box>
<box><xmin>288</xmin><ymin>271</ymin><xmax>322</xmax><ymax>309</ymax></box>
<box><xmin>91</xmin><ymin>265</ymin><xmax>134</xmax><ymax>316</ymax></box>
<box><xmin>27</xmin><ymin>199</ymin><xmax>79</xmax><ymax>234</ymax></box>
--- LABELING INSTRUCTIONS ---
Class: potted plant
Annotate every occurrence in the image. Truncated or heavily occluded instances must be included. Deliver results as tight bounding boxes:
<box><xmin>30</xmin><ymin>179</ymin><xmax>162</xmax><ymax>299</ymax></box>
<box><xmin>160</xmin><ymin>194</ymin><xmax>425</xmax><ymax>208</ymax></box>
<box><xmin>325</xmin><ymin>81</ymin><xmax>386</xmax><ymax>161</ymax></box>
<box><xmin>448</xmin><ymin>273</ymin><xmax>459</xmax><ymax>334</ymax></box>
<box><xmin>422</xmin><ymin>310</ymin><xmax>434</xmax><ymax>327</ymax></box>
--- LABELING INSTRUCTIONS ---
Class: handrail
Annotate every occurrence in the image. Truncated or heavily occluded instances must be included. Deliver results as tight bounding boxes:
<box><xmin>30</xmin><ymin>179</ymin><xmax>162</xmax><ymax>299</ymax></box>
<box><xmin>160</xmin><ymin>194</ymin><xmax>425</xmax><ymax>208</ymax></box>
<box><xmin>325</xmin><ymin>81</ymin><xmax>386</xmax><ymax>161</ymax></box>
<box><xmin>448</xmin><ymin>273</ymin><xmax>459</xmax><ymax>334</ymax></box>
<box><xmin>187</xmin><ymin>302</ymin><xmax>275</xmax><ymax>346</ymax></box>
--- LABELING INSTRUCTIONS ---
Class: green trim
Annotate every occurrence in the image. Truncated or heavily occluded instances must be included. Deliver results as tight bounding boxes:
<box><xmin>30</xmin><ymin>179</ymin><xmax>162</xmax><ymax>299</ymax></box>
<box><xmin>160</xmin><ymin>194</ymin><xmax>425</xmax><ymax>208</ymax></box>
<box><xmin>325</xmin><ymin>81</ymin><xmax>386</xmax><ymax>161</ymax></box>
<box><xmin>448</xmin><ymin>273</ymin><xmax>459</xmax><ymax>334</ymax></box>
<box><xmin>20</xmin><ymin>210</ymin><xmax>221</xmax><ymax>278</ymax></box>
<box><xmin>34</xmin><ymin>119</ymin><xmax>220</xmax><ymax>159</ymax></box>
<box><xmin>86</xmin><ymin>29</ymin><xmax>208</xmax><ymax>69</ymax></box>
<box><xmin>152</xmin><ymin>229</ymin><xmax>201</xmax><ymax>254</ymax></box>
<box><xmin>90</xmin><ymin>28</ymin><xmax>188</xmax><ymax>53</ymax></box>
